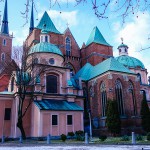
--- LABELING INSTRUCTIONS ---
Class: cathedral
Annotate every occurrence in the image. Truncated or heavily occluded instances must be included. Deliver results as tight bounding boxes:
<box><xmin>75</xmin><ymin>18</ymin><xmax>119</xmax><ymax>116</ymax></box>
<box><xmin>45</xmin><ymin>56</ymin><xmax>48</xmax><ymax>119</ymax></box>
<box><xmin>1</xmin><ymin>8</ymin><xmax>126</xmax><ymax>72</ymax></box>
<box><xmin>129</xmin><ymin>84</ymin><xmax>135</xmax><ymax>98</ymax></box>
<box><xmin>0</xmin><ymin>0</ymin><xmax>150</xmax><ymax>138</ymax></box>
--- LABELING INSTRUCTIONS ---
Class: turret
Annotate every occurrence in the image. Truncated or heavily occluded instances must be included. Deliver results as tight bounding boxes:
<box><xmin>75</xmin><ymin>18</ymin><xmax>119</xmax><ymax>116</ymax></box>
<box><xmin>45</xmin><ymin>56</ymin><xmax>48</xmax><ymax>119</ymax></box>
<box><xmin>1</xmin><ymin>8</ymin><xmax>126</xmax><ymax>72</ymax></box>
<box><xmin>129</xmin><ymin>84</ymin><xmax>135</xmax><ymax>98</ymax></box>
<box><xmin>118</xmin><ymin>38</ymin><xmax>128</xmax><ymax>56</ymax></box>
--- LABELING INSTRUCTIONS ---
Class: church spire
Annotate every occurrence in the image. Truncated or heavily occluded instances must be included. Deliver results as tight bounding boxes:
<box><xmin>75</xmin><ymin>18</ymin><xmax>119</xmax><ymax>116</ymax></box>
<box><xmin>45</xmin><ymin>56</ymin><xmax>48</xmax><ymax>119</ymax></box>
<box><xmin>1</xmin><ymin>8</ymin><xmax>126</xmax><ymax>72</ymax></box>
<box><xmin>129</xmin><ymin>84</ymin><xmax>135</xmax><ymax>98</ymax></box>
<box><xmin>1</xmin><ymin>0</ymin><xmax>9</xmax><ymax>35</ymax></box>
<box><xmin>29</xmin><ymin>1</ymin><xmax>34</xmax><ymax>34</ymax></box>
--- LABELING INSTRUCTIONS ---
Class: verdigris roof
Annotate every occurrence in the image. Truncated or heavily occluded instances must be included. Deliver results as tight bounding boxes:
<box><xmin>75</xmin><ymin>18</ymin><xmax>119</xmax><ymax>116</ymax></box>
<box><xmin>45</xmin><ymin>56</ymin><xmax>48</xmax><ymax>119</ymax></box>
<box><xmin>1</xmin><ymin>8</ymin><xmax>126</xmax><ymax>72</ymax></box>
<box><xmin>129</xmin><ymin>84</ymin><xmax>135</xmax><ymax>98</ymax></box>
<box><xmin>34</xmin><ymin>100</ymin><xmax>83</xmax><ymax>111</ymax></box>
<box><xmin>86</xmin><ymin>26</ymin><xmax>111</xmax><ymax>47</ymax></box>
<box><xmin>36</xmin><ymin>11</ymin><xmax>60</xmax><ymax>34</ymax></box>
<box><xmin>118</xmin><ymin>43</ymin><xmax>128</xmax><ymax>48</ymax></box>
<box><xmin>74</xmin><ymin>57</ymin><xmax>135</xmax><ymax>81</ymax></box>
<box><xmin>115</xmin><ymin>55</ymin><xmax>145</xmax><ymax>69</ymax></box>
<box><xmin>28</xmin><ymin>42</ymin><xmax>63</xmax><ymax>56</ymax></box>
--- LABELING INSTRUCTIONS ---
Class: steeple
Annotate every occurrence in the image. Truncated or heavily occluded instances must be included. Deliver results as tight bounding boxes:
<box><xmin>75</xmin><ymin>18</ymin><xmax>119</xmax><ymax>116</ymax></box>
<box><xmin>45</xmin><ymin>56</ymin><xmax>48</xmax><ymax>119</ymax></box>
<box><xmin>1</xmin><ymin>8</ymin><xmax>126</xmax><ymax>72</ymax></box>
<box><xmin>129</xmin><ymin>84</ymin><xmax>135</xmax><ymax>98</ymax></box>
<box><xmin>29</xmin><ymin>1</ymin><xmax>34</xmax><ymax>34</ymax></box>
<box><xmin>1</xmin><ymin>0</ymin><xmax>9</xmax><ymax>35</ymax></box>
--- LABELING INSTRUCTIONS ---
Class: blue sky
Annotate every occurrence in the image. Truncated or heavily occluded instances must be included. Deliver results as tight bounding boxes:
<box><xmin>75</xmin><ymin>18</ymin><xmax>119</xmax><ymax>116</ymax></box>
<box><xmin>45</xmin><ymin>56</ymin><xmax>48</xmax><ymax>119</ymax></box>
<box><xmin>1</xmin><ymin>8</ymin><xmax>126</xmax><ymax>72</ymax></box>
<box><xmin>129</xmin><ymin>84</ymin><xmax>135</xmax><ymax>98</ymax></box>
<box><xmin>0</xmin><ymin>0</ymin><xmax>150</xmax><ymax>76</ymax></box>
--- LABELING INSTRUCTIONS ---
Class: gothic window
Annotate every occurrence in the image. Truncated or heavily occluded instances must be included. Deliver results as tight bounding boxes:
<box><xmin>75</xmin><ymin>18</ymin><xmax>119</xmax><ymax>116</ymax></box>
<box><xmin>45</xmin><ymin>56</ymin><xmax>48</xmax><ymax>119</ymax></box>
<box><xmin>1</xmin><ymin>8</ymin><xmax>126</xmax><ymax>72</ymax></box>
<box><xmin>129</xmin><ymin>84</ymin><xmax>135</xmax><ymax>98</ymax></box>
<box><xmin>100</xmin><ymin>82</ymin><xmax>107</xmax><ymax>117</ymax></box>
<box><xmin>3</xmin><ymin>39</ymin><xmax>6</xmax><ymax>46</ymax></box>
<box><xmin>129</xmin><ymin>81</ymin><xmax>137</xmax><ymax>116</ymax></box>
<box><xmin>46</xmin><ymin>75</ymin><xmax>57</xmax><ymax>93</ymax></box>
<box><xmin>1</xmin><ymin>53</ymin><xmax>5</xmax><ymax>62</ymax></box>
<box><xmin>65</xmin><ymin>37</ymin><xmax>71</xmax><ymax>56</ymax></box>
<box><xmin>115</xmin><ymin>80</ymin><xmax>124</xmax><ymax>116</ymax></box>
<box><xmin>65</xmin><ymin>63</ymin><xmax>75</xmax><ymax>77</ymax></box>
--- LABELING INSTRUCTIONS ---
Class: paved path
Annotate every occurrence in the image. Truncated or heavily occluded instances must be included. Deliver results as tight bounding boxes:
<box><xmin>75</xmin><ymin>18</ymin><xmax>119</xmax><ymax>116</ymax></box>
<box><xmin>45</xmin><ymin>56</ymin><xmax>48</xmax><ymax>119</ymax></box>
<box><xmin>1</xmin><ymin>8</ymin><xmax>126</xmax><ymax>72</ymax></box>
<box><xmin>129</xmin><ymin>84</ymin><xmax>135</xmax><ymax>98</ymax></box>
<box><xmin>0</xmin><ymin>145</ymin><xmax>150</xmax><ymax>150</ymax></box>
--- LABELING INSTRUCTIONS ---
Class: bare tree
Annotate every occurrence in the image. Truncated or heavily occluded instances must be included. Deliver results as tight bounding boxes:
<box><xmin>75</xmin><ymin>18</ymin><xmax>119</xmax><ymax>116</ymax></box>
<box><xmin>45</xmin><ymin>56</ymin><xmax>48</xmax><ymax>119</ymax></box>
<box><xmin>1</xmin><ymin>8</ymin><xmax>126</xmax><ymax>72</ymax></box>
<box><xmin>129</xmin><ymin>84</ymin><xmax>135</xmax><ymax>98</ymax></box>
<box><xmin>0</xmin><ymin>49</ymin><xmax>46</xmax><ymax>138</ymax></box>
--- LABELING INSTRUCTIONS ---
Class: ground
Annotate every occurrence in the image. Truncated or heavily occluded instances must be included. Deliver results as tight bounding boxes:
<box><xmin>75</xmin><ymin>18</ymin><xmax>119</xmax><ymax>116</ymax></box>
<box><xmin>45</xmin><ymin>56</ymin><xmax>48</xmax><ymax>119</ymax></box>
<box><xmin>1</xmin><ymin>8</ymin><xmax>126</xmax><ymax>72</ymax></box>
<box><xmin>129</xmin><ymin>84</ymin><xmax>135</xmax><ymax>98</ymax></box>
<box><xmin>0</xmin><ymin>145</ymin><xmax>150</xmax><ymax>150</ymax></box>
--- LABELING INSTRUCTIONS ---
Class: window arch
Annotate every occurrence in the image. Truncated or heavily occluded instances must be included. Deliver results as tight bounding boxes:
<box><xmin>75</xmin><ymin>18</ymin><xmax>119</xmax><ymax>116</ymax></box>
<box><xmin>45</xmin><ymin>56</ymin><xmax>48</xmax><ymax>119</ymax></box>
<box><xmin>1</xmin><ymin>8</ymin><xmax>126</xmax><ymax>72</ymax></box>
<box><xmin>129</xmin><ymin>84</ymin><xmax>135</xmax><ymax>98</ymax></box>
<box><xmin>65</xmin><ymin>37</ymin><xmax>71</xmax><ymax>56</ymax></box>
<box><xmin>100</xmin><ymin>82</ymin><xmax>107</xmax><ymax>117</ymax></box>
<box><xmin>129</xmin><ymin>81</ymin><xmax>137</xmax><ymax>116</ymax></box>
<box><xmin>65</xmin><ymin>63</ymin><xmax>75</xmax><ymax>77</ymax></box>
<box><xmin>1</xmin><ymin>53</ymin><xmax>5</xmax><ymax>62</ymax></box>
<box><xmin>46</xmin><ymin>75</ymin><xmax>58</xmax><ymax>93</ymax></box>
<box><xmin>115</xmin><ymin>80</ymin><xmax>124</xmax><ymax>115</ymax></box>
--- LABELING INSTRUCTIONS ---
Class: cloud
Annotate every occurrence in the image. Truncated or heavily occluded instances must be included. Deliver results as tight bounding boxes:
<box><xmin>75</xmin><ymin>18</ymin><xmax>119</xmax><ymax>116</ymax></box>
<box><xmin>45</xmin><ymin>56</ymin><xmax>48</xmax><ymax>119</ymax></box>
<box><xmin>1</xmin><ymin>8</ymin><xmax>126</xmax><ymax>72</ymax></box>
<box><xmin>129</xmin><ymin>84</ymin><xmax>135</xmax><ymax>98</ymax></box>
<box><xmin>113</xmin><ymin>11</ymin><xmax>150</xmax><ymax>75</ymax></box>
<box><xmin>38</xmin><ymin>10</ymin><xmax>78</xmax><ymax>31</ymax></box>
<box><xmin>11</xmin><ymin>27</ymin><xmax>28</xmax><ymax>46</ymax></box>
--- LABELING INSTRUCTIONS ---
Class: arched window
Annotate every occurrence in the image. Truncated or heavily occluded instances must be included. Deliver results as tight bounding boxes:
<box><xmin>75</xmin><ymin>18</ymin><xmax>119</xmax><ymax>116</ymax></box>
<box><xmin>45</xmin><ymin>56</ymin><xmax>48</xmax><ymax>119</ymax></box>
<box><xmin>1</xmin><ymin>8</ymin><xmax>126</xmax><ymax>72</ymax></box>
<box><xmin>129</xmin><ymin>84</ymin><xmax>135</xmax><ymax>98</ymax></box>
<box><xmin>11</xmin><ymin>77</ymin><xmax>14</xmax><ymax>92</ymax></box>
<box><xmin>65</xmin><ymin>63</ymin><xmax>75</xmax><ymax>77</ymax></box>
<box><xmin>129</xmin><ymin>81</ymin><xmax>137</xmax><ymax>116</ymax></box>
<box><xmin>3</xmin><ymin>39</ymin><xmax>6</xmax><ymax>46</ymax></box>
<box><xmin>100</xmin><ymin>82</ymin><xmax>107</xmax><ymax>117</ymax></box>
<box><xmin>115</xmin><ymin>80</ymin><xmax>124</xmax><ymax>115</ymax></box>
<box><xmin>1</xmin><ymin>53</ymin><xmax>5</xmax><ymax>62</ymax></box>
<box><xmin>45</xmin><ymin>35</ymin><xmax>48</xmax><ymax>42</ymax></box>
<box><xmin>66</xmin><ymin>37</ymin><xmax>71</xmax><ymax>56</ymax></box>
<box><xmin>83</xmin><ymin>88</ymin><xmax>89</xmax><ymax>119</ymax></box>
<box><xmin>46</xmin><ymin>75</ymin><xmax>57</xmax><ymax>93</ymax></box>
<box><xmin>137</xmin><ymin>73</ymin><xmax>142</xmax><ymax>84</ymax></box>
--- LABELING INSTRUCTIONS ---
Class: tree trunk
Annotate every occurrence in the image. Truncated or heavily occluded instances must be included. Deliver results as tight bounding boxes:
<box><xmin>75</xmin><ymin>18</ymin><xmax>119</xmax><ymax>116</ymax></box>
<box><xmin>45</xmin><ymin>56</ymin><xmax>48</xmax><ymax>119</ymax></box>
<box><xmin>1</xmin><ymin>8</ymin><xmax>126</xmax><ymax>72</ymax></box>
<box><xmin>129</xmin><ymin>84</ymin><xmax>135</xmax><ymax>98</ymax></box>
<box><xmin>17</xmin><ymin>117</ymin><xmax>26</xmax><ymax>139</ymax></box>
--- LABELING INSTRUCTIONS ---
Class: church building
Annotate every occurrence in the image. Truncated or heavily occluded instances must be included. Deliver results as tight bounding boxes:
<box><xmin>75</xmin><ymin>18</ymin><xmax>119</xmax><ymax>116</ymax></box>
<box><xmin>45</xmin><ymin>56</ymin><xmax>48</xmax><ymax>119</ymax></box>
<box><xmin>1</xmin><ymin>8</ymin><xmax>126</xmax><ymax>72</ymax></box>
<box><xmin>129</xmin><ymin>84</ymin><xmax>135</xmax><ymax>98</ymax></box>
<box><xmin>0</xmin><ymin>0</ymin><xmax>149</xmax><ymax>138</ymax></box>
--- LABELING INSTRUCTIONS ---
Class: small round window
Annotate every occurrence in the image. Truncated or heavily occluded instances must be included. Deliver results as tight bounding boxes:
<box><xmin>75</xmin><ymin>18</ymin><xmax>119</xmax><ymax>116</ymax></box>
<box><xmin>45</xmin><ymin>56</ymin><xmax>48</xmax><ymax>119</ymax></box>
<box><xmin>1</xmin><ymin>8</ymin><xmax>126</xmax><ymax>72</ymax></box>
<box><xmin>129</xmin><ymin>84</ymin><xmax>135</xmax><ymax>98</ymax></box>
<box><xmin>49</xmin><ymin>58</ymin><xmax>54</xmax><ymax>65</ymax></box>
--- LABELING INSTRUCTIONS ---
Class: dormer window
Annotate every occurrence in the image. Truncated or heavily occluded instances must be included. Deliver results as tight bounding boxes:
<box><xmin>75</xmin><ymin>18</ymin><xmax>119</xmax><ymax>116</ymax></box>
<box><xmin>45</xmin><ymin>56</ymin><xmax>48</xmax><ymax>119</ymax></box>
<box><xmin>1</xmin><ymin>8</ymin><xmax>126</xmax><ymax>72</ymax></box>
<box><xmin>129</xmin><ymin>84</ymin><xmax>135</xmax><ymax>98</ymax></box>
<box><xmin>40</xmin><ymin>34</ymin><xmax>49</xmax><ymax>43</ymax></box>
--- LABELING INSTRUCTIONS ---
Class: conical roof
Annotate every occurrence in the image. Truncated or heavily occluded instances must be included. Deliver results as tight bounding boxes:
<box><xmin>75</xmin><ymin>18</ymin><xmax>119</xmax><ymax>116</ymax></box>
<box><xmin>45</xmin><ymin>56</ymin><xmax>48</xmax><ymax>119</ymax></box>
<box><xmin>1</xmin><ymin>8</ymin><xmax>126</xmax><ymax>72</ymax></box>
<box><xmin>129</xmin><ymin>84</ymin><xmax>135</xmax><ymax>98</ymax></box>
<box><xmin>1</xmin><ymin>0</ymin><xmax>9</xmax><ymax>35</ymax></box>
<box><xmin>36</xmin><ymin>11</ymin><xmax>60</xmax><ymax>34</ymax></box>
<box><xmin>86</xmin><ymin>26</ymin><xmax>111</xmax><ymax>47</ymax></box>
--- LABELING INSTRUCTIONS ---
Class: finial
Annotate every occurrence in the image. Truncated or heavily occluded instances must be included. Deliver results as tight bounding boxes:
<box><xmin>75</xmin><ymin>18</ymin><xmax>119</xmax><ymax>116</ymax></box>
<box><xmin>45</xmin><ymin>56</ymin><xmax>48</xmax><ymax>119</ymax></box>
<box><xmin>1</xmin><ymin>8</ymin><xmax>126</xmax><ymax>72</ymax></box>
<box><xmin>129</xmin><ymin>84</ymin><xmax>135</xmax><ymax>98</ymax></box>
<box><xmin>121</xmin><ymin>37</ymin><xmax>123</xmax><ymax>44</ymax></box>
<box><xmin>66</xmin><ymin>22</ymin><xmax>69</xmax><ymax>28</ymax></box>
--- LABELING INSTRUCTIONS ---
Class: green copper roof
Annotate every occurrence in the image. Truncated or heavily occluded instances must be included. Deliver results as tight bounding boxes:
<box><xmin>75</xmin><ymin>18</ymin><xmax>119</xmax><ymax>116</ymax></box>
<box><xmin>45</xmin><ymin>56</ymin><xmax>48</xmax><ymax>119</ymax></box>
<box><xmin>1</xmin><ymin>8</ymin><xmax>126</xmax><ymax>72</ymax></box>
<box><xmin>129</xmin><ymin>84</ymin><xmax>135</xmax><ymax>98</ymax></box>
<box><xmin>118</xmin><ymin>43</ymin><xmax>128</xmax><ymax>48</ymax></box>
<box><xmin>86</xmin><ymin>26</ymin><xmax>111</xmax><ymax>47</ymax></box>
<box><xmin>34</xmin><ymin>100</ymin><xmax>83</xmax><ymax>111</ymax></box>
<box><xmin>36</xmin><ymin>11</ymin><xmax>60</xmax><ymax>34</ymax></box>
<box><xmin>74</xmin><ymin>57</ymin><xmax>134</xmax><ymax>81</ymax></box>
<box><xmin>28</xmin><ymin>42</ymin><xmax>63</xmax><ymax>56</ymax></box>
<box><xmin>0</xmin><ymin>91</ymin><xmax>13</xmax><ymax>95</ymax></box>
<box><xmin>115</xmin><ymin>55</ymin><xmax>145</xmax><ymax>69</ymax></box>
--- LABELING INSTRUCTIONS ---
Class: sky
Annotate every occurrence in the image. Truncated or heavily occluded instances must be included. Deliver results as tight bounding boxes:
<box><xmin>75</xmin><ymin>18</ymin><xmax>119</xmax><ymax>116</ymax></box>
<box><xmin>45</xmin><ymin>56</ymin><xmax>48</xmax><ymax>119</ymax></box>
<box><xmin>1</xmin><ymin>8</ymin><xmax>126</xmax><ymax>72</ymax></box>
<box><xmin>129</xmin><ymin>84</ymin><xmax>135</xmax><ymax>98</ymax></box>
<box><xmin>0</xmin><ymin>0</ymin><xmax>150</xmax><ymax>76</ymax></box>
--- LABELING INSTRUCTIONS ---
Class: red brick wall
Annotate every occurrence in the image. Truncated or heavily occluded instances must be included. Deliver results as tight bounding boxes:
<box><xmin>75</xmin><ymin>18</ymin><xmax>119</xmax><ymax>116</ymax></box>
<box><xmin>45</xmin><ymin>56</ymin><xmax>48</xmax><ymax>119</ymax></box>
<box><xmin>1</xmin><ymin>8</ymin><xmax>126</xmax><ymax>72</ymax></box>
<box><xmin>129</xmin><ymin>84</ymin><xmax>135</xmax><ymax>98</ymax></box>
<box><xmin>81</xmin><ymin>43</ymin><xmax>113</xmax><ymax>66</ymax></box>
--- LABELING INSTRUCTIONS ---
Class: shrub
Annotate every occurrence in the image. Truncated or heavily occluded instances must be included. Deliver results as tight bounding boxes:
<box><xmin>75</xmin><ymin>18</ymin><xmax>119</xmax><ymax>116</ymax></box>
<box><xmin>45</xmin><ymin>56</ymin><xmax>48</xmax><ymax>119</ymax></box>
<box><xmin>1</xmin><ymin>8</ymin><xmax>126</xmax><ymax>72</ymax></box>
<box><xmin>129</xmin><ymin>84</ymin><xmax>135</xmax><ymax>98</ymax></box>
<box><xmin>140</xmin><ymin>93</ymin><xmax>150</xmax><ymax>132</ymax></box>
<box><xmin>147</xmin><ymin>132</ymin><xmax>150</xmax><ymax>141</ymax></box>
<box><xmin>61</xmin><ymin>134</ymin><xmax>67</xmax><ymax>142</ymax></box>
<box><xmin>99</xmin><ymin>135</ymin><xmax>107</xmax><ymax>141</ymax></box>
<box><xmin>136</xmin><ymin>135</ymin><xmax>143</xmax><ymax>141</ymax></box>
<box><xmin>75</xmin><ymin>130</ymin><xmax>84</xmax><ymax>136</ymax></box>
<box><xmin>75</xmin><ymin>130</ymin><xmax>84</xmax><ymax>141</ymax></box>
<box><xmin>68</xmin><ymin>132</ymin><xmax>75</xmax><ymax>137</ymax></box>
<box><xmin>106</xmin><ymin>100</ymin><xmax>121</xmax><ymax>136</ymax></box>
<box><xmin>121</xmin><ymin>135</ymin><xmax>129</xmax><ymax>141</ymax></box>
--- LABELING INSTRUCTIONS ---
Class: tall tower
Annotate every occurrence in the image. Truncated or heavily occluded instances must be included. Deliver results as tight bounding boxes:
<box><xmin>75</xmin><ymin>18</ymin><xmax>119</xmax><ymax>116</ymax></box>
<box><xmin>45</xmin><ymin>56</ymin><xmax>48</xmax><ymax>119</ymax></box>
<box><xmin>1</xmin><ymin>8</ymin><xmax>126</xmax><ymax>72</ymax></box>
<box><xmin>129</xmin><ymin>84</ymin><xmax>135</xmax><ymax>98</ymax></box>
<box><xmin>0</xmin><ymin>0</ymin><xmax>13</xmax><ymax>64</ymax></box>
<box><xmin>29</xmin><ymin>1</ymin><xmax>34</xmax><ymax>34</ymax></box>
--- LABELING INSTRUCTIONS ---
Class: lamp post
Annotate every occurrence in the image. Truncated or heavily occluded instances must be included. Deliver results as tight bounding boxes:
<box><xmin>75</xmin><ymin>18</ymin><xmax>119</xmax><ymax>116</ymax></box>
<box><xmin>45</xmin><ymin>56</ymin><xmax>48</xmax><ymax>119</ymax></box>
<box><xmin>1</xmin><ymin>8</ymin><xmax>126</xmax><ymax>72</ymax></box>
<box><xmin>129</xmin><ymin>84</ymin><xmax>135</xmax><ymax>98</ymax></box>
<box><xmin>88</xmin><ymin>109</ymin><xmax>92</xmax><ymax>140</ymax></box>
